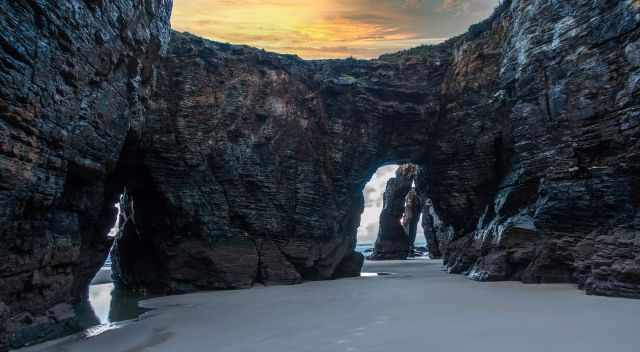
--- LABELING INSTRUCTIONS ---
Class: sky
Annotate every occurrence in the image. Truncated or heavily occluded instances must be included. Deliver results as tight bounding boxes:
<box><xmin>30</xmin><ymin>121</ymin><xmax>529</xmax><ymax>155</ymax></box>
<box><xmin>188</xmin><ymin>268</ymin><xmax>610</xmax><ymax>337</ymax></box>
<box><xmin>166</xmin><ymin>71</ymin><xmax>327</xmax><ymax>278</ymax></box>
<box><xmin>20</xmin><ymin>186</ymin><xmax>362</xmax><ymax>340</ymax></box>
<box><xmin>171</xmin><ymin>0</ymin><xmax>501</xmax><ymax>59</ymax></box>
<box><xmin>356</xmin><ymin>165</ymin><xmax>425</xmax><ymax>244</ymax></box>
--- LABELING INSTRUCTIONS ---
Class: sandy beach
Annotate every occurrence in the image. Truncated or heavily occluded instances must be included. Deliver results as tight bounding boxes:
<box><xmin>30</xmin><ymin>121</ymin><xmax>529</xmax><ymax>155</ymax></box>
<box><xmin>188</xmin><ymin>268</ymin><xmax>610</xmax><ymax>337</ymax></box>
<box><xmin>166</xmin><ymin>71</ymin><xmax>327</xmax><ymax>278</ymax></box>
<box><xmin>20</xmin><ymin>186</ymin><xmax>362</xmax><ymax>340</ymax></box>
<box><xmin>17</xmin><ymin>259</ymin><xmax>640</xmax><ymax>352</ymax></box>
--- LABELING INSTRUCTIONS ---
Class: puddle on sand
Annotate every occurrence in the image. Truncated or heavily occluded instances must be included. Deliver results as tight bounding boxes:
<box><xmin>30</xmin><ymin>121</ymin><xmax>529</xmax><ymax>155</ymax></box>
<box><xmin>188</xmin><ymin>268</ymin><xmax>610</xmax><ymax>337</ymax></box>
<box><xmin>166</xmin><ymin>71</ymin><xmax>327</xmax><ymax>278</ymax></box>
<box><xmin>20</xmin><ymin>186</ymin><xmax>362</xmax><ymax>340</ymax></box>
<box><xmin>360</xmin><ymin>272</ymin><xmax>393</xmax><ymax>277</ymax></box>
<box><xmin>12</xmin><ymin>285</ymin><xmax>152</xmax><ymax>352</ymax></box>
<box><xmin>74</xmin><ymin>283</ymin><xmax>150</xmax><ymax>338</ymax></box>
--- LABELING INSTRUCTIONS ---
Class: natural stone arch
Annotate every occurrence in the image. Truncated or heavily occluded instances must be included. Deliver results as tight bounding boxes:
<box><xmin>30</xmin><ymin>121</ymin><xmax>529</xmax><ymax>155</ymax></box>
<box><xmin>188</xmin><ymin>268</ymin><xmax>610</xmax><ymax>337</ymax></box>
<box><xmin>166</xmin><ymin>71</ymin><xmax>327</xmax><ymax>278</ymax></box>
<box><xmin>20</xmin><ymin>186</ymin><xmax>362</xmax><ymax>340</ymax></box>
<box><xmin>107</xmin><ymin>31</ymin><xmax>446</xmax><ymax>292</ymax></box>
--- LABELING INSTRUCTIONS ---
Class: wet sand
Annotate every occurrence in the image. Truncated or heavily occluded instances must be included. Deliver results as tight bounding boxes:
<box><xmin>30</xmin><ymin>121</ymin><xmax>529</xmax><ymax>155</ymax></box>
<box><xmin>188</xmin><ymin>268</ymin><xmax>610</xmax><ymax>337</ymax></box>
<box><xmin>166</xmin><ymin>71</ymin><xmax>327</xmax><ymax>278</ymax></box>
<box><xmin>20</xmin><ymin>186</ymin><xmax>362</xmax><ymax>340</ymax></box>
<box><xmin>18</xmin><ymin>259</ymin><xmax>640</xmax><ymax>352</ymax></box>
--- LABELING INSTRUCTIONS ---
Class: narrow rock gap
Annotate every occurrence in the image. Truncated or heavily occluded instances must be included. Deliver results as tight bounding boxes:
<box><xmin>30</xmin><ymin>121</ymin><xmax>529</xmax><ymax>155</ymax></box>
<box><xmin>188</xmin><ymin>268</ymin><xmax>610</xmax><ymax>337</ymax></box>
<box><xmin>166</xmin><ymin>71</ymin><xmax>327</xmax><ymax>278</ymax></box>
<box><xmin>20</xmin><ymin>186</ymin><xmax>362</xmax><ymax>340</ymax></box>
<box><xmin>72</xmin><ymin>193</ymin><xmax>149</xmax><ymax>339</ymax></box>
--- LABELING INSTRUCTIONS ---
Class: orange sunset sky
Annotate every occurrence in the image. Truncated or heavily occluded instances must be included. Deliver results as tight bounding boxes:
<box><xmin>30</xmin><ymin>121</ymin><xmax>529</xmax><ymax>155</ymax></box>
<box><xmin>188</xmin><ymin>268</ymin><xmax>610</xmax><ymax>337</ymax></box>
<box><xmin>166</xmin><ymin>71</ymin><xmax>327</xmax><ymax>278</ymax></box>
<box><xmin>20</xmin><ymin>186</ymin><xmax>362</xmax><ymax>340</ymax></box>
<box><xmin>171</xmin><ymin>0</ymin><xmax>501</xmax><ymax>59</ymax></box>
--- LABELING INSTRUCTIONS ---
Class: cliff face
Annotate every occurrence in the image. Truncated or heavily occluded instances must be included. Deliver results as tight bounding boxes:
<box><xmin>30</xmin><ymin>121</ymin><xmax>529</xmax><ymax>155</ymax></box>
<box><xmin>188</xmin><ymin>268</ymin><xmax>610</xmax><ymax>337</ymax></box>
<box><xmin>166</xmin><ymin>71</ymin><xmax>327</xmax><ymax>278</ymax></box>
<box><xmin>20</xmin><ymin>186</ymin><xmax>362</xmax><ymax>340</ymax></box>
<box><xmin>429</xmin><ymin>0</ymin><xmax>640</xmax><ymax>298</ymax></box>
<box><xmin>0</xmin><ymin>0</ymin><xmax>171</xmax><ymax>348</ymax></box>
<box><xmin>1</xmin><ymin>0</ymin><xmax>639</xmax><ymax>349</ymax></box>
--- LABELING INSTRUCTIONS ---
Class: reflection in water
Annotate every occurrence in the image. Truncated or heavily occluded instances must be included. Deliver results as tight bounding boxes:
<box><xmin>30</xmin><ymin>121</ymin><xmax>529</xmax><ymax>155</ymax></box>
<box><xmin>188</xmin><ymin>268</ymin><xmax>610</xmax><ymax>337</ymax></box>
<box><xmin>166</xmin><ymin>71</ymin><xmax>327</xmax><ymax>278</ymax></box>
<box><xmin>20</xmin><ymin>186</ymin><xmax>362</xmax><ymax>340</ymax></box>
<box><xmin>90</xmin><ymin>284</ymin><xmax>113</xmax><ymax>324</ymax></box>
<box><xmin>360</xmin><ymin>272</ymin><xmax>393</xmax><ymax>277</ymax></box>
<box><xmin>74</xmin><ymin>283</ymin><xmax>149</xmax><ymax>337</ymax></box>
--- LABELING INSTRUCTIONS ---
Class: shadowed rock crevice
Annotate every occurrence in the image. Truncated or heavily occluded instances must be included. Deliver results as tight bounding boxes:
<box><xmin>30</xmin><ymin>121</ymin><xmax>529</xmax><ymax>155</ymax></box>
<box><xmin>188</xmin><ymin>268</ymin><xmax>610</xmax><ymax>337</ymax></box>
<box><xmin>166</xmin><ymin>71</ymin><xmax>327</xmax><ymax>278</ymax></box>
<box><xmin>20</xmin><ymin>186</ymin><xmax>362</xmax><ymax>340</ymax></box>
<box><xmin>109</xmin><ymin>133</ymin><xmax>171</xmax><ymax>292</ymax></box>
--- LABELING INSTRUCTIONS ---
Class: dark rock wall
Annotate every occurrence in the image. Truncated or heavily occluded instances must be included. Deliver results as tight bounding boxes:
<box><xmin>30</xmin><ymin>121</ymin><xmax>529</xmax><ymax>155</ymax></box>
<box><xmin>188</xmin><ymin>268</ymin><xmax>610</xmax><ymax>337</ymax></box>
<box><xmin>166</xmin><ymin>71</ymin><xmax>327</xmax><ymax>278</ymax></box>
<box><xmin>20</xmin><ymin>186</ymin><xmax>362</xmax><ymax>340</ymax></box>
<box><xmin>425</xmin><ymin>0</ymin><xmax>640</xmax><ymax>297</ymax></box>
<box><xmin>0</xmin><ymin>0</ymin><xmax>171</xmax><ymax>349</ymax></box>
<box><xmin>418</xmin><ymin>198</ymin><xmax>447</xmax><ymax>259</ymax></box>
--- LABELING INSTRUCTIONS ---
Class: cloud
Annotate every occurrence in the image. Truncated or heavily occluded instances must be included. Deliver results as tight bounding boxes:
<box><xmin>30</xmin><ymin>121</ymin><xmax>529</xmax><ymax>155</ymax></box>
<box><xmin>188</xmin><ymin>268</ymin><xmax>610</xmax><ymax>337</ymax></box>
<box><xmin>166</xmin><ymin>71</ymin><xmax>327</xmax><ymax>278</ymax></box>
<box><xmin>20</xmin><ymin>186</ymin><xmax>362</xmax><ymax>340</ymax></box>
<box><xmin>172</xmin><ymin>0</ymin><xmax>500</xmax><ymax>59</ymax></box>
<box><xmin>357</xmin><ymin>165</ymin><xmax>399</xmax><ymax>243</ymax></box>
<box><xmin>439</xmin><ymin>0</ymin><xmax>461</xmax><ymax>10</ymax></box>
<box><xmin>437</xmin><ymin>0</ymin><xmax>499</xmax><ymax>17</ymax></box>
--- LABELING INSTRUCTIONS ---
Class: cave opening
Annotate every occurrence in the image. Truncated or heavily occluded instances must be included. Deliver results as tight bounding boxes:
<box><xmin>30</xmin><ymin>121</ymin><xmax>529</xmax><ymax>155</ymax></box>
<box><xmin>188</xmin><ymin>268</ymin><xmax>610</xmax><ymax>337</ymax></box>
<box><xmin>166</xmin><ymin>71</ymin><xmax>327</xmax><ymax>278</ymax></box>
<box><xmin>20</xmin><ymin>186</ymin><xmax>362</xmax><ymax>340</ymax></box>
<box><xmin>76</xmin><ymin>194</ymin><xmax>148</xmax><ymax>334</ymax></box>
<box><xmin>356</xmin><ymin>164</ymin><xmax>428</xmax><ymax>263</ymax></box>
<box><xmin>72</xmin><ymin>127</ymin><xmax>169</xmax><ymax>337</ymax></box>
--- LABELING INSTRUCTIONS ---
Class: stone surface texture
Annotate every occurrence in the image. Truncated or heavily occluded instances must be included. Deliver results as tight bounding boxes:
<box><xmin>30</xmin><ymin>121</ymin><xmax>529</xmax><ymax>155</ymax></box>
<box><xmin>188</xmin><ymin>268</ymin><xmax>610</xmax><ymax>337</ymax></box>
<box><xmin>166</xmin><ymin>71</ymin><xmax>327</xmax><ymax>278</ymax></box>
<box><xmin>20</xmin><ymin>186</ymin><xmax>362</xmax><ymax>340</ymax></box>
<box><xmin>0</xmin><ymin>0</ymin><xmax>171</xmax><ymax>349</ymax></box>
<box><xmin>2</xmin><ymin>0</ymin><xmax>640</xmax><ymax>349</ymax></box>
<box><xmin>428</xmin><ymin>0</ymin><xmax>640</xmax><ymax>300</ymax></box>
<box><xmin>402</xmin><ymin>189</ymin><xmax>422</xmax><ymax>256</ymax></box>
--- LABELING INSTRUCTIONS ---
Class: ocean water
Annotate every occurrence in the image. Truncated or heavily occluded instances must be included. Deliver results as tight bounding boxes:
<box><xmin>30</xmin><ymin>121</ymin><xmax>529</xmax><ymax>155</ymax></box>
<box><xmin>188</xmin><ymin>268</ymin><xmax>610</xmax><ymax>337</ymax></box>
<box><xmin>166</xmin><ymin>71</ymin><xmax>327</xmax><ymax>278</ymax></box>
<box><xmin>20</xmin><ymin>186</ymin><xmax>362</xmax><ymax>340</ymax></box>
<box><xmin>355</xmin><ymin>243</ymin><xmax>375</xmax><ymax>255</ymax></box>
<box><xmin>356</xmin><ymin>241</ymin><xmax>429</xmax><ymax>257</ymax></box>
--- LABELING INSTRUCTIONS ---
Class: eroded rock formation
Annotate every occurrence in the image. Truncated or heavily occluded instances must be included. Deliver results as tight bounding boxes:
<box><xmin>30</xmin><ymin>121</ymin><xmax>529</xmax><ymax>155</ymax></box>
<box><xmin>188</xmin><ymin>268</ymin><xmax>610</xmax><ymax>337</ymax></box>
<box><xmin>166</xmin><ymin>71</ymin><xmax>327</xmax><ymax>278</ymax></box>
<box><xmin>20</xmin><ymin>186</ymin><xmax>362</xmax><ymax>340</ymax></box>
<box><xmin>402</xmin><ymin>190</ymin><xmax>422</xmax><ymax>256</ymax></box>
<box><xmin>0</xmin><ymin>0</ymin><xmax>171</xmax><ymax>348</ymax></box>
<box><xmin>426</xmin><ymin>0</ymin><xmax>640</xmax><ymax>299</ymax></box>
<box><xmin>2</xmin><ymin>0</ymin><xmax>640</xmax><ymax>349</ymax></box>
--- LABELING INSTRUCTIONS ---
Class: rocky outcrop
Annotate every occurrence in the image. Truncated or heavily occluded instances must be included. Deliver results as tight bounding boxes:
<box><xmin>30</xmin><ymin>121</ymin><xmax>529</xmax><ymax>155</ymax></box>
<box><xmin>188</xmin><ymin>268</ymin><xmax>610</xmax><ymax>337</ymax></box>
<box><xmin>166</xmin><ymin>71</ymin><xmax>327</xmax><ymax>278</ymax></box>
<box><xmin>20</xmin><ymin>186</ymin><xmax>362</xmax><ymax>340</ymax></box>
<box><xmin>2</xmin><ymin>0</ymin><xmax>640</xmax><ymax>348</ymax></box>
<box><xmin>402</xmin><ymin>190</ymin><xmax>422</xmax><ymax>256</ymax></box>
<box><xmin>0</xmin><ymin>0</ymin><xmax>171</xmax><ymax>349</ymax></box>
<box><xmin>369</xmin><ymin>165</ymin><xmax>416</xmax><ymax>260</ymax></box>
<box><xmin>424</xmin><ymin>0</ymin><xmax>640</xmax><ymax>299</ymax></box>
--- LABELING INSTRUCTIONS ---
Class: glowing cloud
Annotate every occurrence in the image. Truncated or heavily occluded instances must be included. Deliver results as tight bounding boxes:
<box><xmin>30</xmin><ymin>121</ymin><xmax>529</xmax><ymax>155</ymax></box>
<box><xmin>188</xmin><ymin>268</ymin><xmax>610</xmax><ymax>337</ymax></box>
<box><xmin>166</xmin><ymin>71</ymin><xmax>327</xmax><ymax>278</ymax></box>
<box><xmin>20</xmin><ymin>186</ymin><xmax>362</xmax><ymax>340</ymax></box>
<box><xmin>172</xmin><ymin>0</ymin><xmax>500</xmax><ymax>59</ymax></box>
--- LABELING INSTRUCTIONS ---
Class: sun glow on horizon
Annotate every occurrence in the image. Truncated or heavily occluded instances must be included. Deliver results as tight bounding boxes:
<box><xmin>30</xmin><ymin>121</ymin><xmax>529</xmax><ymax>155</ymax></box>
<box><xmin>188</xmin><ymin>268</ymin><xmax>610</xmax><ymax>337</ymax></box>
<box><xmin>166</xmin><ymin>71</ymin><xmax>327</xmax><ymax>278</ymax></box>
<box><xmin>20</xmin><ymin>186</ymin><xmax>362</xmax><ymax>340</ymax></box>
<box><xmin>171</xmin><ymin>0</ymin><xmax>500</xmax><ymax>59</ymax></box>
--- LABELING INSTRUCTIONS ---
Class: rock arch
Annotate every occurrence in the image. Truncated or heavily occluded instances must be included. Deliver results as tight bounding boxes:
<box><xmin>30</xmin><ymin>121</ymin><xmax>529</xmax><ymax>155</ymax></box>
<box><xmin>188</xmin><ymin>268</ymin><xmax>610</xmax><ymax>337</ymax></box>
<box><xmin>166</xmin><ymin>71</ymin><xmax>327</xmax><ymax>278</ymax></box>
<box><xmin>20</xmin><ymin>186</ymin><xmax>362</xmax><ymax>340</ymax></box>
<box><xmin>108</xmin><ymin>31</ymin><xmax>443</xmax><ymax>290</ymax></box>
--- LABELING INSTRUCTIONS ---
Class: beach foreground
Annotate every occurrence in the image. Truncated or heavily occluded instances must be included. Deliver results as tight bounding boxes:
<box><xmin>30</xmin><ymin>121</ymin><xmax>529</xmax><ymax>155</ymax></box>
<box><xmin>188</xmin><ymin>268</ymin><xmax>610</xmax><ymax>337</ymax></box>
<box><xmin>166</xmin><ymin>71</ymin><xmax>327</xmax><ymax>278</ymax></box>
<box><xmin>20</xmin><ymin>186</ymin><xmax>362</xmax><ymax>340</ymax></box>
<box><xmin>19</xmin><ymin>259</ymin><xmax>640</xmax><ymax>352</ymax></box>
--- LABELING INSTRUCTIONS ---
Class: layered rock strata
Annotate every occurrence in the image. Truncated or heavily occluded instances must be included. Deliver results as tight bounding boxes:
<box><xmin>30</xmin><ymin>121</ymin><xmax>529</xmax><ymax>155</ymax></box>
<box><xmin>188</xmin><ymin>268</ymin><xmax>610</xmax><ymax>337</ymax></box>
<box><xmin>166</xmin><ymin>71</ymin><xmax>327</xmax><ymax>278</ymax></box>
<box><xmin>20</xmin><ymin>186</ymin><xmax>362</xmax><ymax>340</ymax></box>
<box><xmin>426</xmin><ymin>0</ymin><xmax>640</xmax><ymax>299</ymax></box>
<box><xmin>402</xmin><ymin>190</ymin><xmax>422</xmax><ymax>256</ymax></box>
<box><xmin>0</xmin><ymin>0</ymin><xmax>171</xmax><ymax>348</ymax></box>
